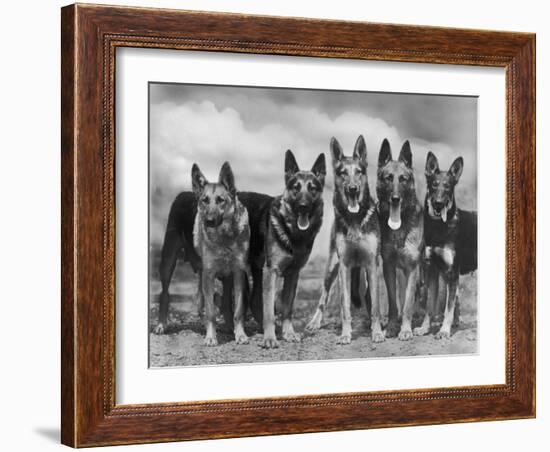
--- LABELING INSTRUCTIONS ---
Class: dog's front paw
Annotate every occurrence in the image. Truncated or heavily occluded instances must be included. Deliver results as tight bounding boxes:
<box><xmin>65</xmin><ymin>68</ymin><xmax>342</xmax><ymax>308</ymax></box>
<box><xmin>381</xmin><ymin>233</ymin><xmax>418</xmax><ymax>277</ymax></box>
<box><xmin>305</xmin><ymin>311</ymin><xmax>322</xmax><ymax>332</ymax></box>
<box><xmin>152</xmin><ymin>323</ymin><xmax>165</xmax><ymax>335</ymax></box>
<box><xmin>283</xmin><ymin>331</ymin><xmax>301</xmax><ymax>343</ymax></box>
<box><xmin>413</xmin><ymin>325</ymin><xmax>430</xmax><ymax>336</ymax></box>
<box><xmin>372</xmin><ymin>330</ymin><xmax>386</xmax><ymax>343</ymax></box>
<box><xmin>337</xmin><ymin>334</ymin><xmax>352</xmax><ymax>345</ymax></box>
<box><xmin>261</xmin><ymin>335</ymin><xmax>279</xmax><ymax>349</ymax></box>
<box><xmin>235</xmin><ymin>332</ymin><xmax>249</xmax><ymax>345</ymax></box>
<box><xmin>385</xmin><ymin>319</ymin><xmax>400</xmax><ymax>338</ymax></box>
<box><xmin>204</xmin><ymin>335</ymin><xmax>218</xmax><ymax>347</ymax></box>
<box><xmin>435</xmin><ymin>328</ymin><xmax>451</xmax><ymax>340</ymax></box>
<box><xmin>398</xmin><ymin>329</ymin><xmax>413</xmax><ymax>341</ymax></box>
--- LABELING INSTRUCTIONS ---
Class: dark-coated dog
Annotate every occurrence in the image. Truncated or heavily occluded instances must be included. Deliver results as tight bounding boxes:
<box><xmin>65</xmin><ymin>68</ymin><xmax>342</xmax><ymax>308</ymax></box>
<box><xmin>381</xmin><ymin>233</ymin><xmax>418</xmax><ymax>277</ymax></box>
<box><xmin>306</xmin><ymin>136</ymin><xmax>383</xmax><ymax>344</ymax></box>
<box><xmin>377</xmin><ymin>139</ymin><xmax>424</xmax><ymax>341</ymax></box>
<box><xmin>261</xmin><ymin>150</ymin><xmax>326</xmax><ymax>348</ymax></box>
<box><xmin>153</xmin><ymin>163</ymin><xmax>273</xmax><ymax>345</ymax></box>
<box><xmin>415</xmin><ymin>151</ymin><xmax>477</xmax><ymax>339</ymax></box>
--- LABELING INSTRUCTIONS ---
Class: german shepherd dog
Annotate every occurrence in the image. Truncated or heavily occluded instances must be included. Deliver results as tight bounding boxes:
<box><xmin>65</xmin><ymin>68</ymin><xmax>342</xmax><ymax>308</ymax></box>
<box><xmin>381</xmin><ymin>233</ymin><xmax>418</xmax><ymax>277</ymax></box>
<box><xmin>261</xmin><ymin>150</ymin><xmax>326</xmax><ymax>348</ymax></box>
<box><xmin>191</xmin><ymin>162</ymin><xmax>251</xmax><ymax>346</ymax></box>
<box><xmin>306</xmin><ymin>136</ymin><xmax>383</xmax><ymax>344</ymax></box>
<box><xmin>153</xmin><ymin>188</ymin><xmax>271</xmax><ymax>337</ymax></box>
<box><xmin>415</xmin><ymin>152</ymin><xmax>477</xmax><ymax>339</ymax></box>
<box><xmin>377</xmin><ymin>139</ymin><xmax>424</xmax><ymax>340</ymax></box>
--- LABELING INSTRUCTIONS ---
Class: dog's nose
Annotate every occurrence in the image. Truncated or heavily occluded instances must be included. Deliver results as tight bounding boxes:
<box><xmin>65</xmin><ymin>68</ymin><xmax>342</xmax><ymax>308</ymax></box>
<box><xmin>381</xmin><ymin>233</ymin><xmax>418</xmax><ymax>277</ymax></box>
<box><xmin>348</xmin><ymin>185</ymin><xmax>358</xmax><ymax>196</ymax></box>
<box><xmin>391</xmin><ymin>195</ymin><xmax>401</xmax><ymax>204</ymax></box>
<box><xmin>297</xmin><ymin>201</ymin><xmax>309</xmax><ymax>212</ymax></box>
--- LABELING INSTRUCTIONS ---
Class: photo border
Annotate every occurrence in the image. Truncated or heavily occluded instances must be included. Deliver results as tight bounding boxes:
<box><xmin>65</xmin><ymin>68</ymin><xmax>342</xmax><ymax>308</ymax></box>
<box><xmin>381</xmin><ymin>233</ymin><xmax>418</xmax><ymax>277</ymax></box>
<box><xmin>61</xmin><ymin>4</ymin><xmax>535</xmax><ymax>447</ymax></box>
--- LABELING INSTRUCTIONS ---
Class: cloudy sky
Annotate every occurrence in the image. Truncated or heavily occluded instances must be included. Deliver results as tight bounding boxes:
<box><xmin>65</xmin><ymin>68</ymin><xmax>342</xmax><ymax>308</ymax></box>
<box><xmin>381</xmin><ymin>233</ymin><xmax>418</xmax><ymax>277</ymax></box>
<box><xmin>149</xmin><ymin>82</ymin><xmax>477</xmax><ymax>257</ymax></box>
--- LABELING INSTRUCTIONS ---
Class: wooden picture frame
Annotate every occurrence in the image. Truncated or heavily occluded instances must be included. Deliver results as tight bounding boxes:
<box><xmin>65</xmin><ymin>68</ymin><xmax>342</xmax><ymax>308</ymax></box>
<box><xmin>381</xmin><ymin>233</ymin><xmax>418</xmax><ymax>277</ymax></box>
<box><xmin>61</xmin><ymin>3</ymin><xmax>535</xmax><ymax>447</ymax></box>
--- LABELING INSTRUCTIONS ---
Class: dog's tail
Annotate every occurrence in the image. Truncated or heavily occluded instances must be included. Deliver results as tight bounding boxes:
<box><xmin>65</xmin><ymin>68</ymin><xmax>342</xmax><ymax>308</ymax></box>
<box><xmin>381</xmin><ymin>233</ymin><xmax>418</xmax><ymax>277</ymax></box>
<box><xmin>350</xmin><ymin>267</ymin><xmax>362</xmax><ymax>309</ymax></box>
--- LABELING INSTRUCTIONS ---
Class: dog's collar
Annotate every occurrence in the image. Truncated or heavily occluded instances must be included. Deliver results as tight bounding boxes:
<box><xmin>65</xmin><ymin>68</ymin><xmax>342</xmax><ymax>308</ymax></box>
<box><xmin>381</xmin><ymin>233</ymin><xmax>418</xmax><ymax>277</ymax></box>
<box><xmin>361</xmin><ymin>203</ymin><xmax>377</xmax><ymax>229</ymax></box>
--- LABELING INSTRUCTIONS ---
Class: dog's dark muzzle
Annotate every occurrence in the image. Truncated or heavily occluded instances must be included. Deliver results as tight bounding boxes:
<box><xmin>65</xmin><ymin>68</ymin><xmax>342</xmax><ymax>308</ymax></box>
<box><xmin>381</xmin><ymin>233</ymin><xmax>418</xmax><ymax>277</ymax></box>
<box><xmin>296</xmin><ymin>201</ymin><xmax>312</xmax><ymax>231</ymax></box>
<box><xmin>204</xmin><ymin>216</ymin><xmax>222</xmax><ymax>228</ymax></box>
<box><xmin>432</xmin><ymin>200</ymin><xmax>445</xmax><ymax>214</ymax></box>
<box><xmin>391</xmin><ymin>195</ymin><xmax>401</xmax><ymax>205</ymax></box>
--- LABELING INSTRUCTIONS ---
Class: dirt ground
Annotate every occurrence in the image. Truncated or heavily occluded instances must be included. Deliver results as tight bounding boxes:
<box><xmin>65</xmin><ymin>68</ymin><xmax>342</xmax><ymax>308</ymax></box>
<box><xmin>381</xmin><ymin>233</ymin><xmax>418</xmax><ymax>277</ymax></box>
<box><xmin>149</xmin><ymin>267</ymin><xmax>478</xmax><ymax>367</ymax></box>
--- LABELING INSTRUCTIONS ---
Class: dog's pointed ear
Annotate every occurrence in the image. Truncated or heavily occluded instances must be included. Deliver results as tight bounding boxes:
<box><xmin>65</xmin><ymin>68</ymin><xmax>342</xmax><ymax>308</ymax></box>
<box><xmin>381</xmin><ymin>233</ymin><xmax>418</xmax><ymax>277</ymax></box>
<box><xmin>311</xmin><ymin>153</ymin><xmax>326</xmax><ymax>187</ymax></box>
<box><xmin>378</xmin><ymin>138</ymin><xmax>392</xmax><ymax>168</ymax></box>
<box><xmin>330</xmin><ymin>137</ymin><xmax>343</xmax><ymax>165</ymax></box>
<box><xmin>218</xmin><ymin>161</ymin><xmax>236</xmax><ymax>197</ymax></box>
<box><xmin>448</xmin><ymin>157</ymin><xmax>464</xmax><ymax>182</ymax></box>
<box><xmin>352</xmin><ymin>135</ymin><xmax>367</xmax><ymax>163</ymax></box>
<box><xmin>192</xmin><ymin>164</ymin><xmax>208</xmax><ymax>195</ymax></box>
<box><xmin>285</xmin><ymin>150</ymin><xmax>300</xmax><ymax>185</ymax></box>
<box><xmin>425</xmin><ymin>151</ymin><xmax>440</xmax><ymax>178</ymax></box>
<box><xmin>398</xmin><ymin>140</ymin><xmax>412</xmax><ymax>169</ymax></box>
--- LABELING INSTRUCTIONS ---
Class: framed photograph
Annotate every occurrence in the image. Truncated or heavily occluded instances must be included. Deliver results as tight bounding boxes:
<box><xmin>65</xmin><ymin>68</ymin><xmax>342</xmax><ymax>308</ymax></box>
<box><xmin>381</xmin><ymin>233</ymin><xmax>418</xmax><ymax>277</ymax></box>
<box><xmin>61</xmin><ymin>3</ymin><xmax>536</xmax><ymax>447</ymax></box>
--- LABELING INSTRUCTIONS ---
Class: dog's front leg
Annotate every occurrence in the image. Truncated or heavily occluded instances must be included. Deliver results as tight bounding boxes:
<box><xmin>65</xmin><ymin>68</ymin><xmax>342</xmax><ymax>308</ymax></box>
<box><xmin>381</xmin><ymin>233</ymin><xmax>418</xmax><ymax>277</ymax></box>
<box><xmin>337</xmin><ymin>264</ymin><xmax>353</xmax><ymax>344</ymax></box>
<box><xmin>398</xmin><ymin>266</ymin><xmax>419</xmax><ymax>341</ymax></box>
<box><xmin>233</xmin><ymin>270</ymin><xmax>249</xmax><ymax>344</ymax></box>
<box><xmin>436</xmin><ymin>270</ymin><xmax>459</xmax><ymax>339</ymax></box>
<box><xmin>366</xmin><ymin>258</ymin><xmax>384</xmax><ymax>343</ymax></box>
<box><xmin>202</xmin><ymin>271</ymin><xmax>218</xmax><ymax>346</ymax></box>
<box><xmin>281</xmin><ymin>271</ymin><xmax>300</xmax><ymax>342</ymax></box>
<box><xmin>383</xmin><ymin>260</ymin><xmax>399</xmax><ymax>337</ymax></box>
<box><xmin>262</xmin><ymin>268</ymin><xmax>282</xmax><ymax>348</ymax></box>
<box><xmin>414</xmin><ymin>263</ymin><xmax>438</xmax><ymax>336</ymax></box>
<box><xmin>306</xmin><ymin>251</ymin><xmax>339</xmax><ymax>332</ymax></box>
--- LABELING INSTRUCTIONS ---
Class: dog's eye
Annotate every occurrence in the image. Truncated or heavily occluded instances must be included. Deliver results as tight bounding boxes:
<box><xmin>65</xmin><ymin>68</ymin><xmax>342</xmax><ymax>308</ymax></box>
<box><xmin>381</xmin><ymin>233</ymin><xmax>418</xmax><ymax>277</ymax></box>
<box><xmin>293</xmin><ymin>183</ymin><xmax>301</xmax><ymax>191</ymax></box>
<box><xmin>431</xmin><ymin>180</ymin><xmax>439</xmax><ymax>188</ymax></box>
<box><xmin>308</xmin><ymin>184</ymin><xmax>317</xmax><ymax>194</ymax></box>
<box><xmin>202</xmin><ymin>196</ymin><xmax>210</xmax><ymax>204</ymax></box>
<box><xmin>386</xmin><ymin>174</ymin><xmax>393</xmax><ymax>182</ymax></box>
<box><xmin>216</xmin><ymin>196</ymin><xmax>225</xmax><ymax>204</ymax></box>
<box><xmin>399</xmin><ymin>175</ymin><xmax>409</xmax><ymax>183</ymax></box>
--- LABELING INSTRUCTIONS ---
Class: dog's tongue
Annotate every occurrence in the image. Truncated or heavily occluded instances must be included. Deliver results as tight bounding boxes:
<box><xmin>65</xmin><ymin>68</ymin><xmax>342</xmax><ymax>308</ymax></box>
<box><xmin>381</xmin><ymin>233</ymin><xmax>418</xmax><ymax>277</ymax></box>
<box><xmin>297</xmin><ymin>213</ymin><xmax>310</xmax><ymax>231</ymax></box>
<box><xmin>388</xmin><ymin>202</ymin><xmax>402</xmax><ymax>230</ymax></box>
<box><xmin>347</xmin><ymin>198</ymin><xmax>360</xmax><ymax>213</ymax></box>
<box><xmin>441</xmin><ymin>205</ymin><xmax>448</xmax><ymax>223</ymax></box>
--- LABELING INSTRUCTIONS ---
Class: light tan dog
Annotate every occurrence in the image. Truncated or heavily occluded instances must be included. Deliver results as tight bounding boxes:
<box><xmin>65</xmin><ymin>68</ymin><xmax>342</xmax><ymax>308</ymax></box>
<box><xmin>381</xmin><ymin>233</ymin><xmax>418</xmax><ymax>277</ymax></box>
<box><xmin>192</xmin><ymin>162</ymin><xmax>250</xmax><ymax>346</ymax></box>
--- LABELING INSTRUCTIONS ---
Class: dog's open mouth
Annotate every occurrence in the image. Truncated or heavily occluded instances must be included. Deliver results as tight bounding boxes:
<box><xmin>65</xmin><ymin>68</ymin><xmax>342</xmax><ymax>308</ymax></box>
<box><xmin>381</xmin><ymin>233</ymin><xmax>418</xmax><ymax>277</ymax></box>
<box><xmin>428</xmin><ymin>199</ymin><xmax>449</xmax><ymax>222</ymax></box>
<box><xmin>388</xmin><ymin>200</ymin><xmax>402</xmax><ymax>230</ymax></box>
<box><xmin>347</xmin><ymin>195</ymin><xmax>360</xmax><ymax>213</ymax></box>
<box><xmin>297</xmin><ymin>213</ymin><xmax>310</xmax><ymax>231</ymax></box>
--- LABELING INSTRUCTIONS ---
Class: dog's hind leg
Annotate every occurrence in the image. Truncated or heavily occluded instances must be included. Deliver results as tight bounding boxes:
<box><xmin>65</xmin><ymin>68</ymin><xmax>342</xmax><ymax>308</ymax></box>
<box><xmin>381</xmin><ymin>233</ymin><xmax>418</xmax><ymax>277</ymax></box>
<box><xmin>350</xmin><ymin>267</ymin><xmax>363</xmax><ymax>308</ymax></box>
<box><xmin>306</xmin><ymin>249</ymin><xmax>338</xmax><ymax>332</ymax></box>
<box><xmin>436</xmin><ymin>270</ymin><xmax>459</xmax><ymax>339</ymax></box>
<box><xmin>233</xmin><ymin>270</ymin><xmax>249</xmax><ymax>344</ymax></box>
<box><xmin>154</xmin><ymin>228</ymin><xmax>182</xmax><ymax>334</ymax></box>
<box><xmin>398</xmin><ymin>266</ymin><xmax>419</xmax><ymax>341</ymax></box>
<box><xmin>220</xmin><ymin>276</ymin><xmax>234</xmax><ymax>332</ymax></box>
<box><xmin>249</xmin><ymin>264</ymin><xmax>264</xmax><ymax>326</ymax></box>
<box><xmin>414</xmin><ymin>263</ymin><xmax>438</xmax><ymax>336</ymax></box>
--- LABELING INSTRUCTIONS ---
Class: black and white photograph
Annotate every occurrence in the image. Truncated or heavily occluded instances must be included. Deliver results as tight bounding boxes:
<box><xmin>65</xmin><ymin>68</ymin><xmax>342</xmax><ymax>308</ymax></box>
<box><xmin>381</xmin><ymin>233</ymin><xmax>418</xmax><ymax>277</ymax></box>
<box><xmin>148</xmin><ymin>82</ymin><xmax>478</xmax><ymax>367</ymax></box>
